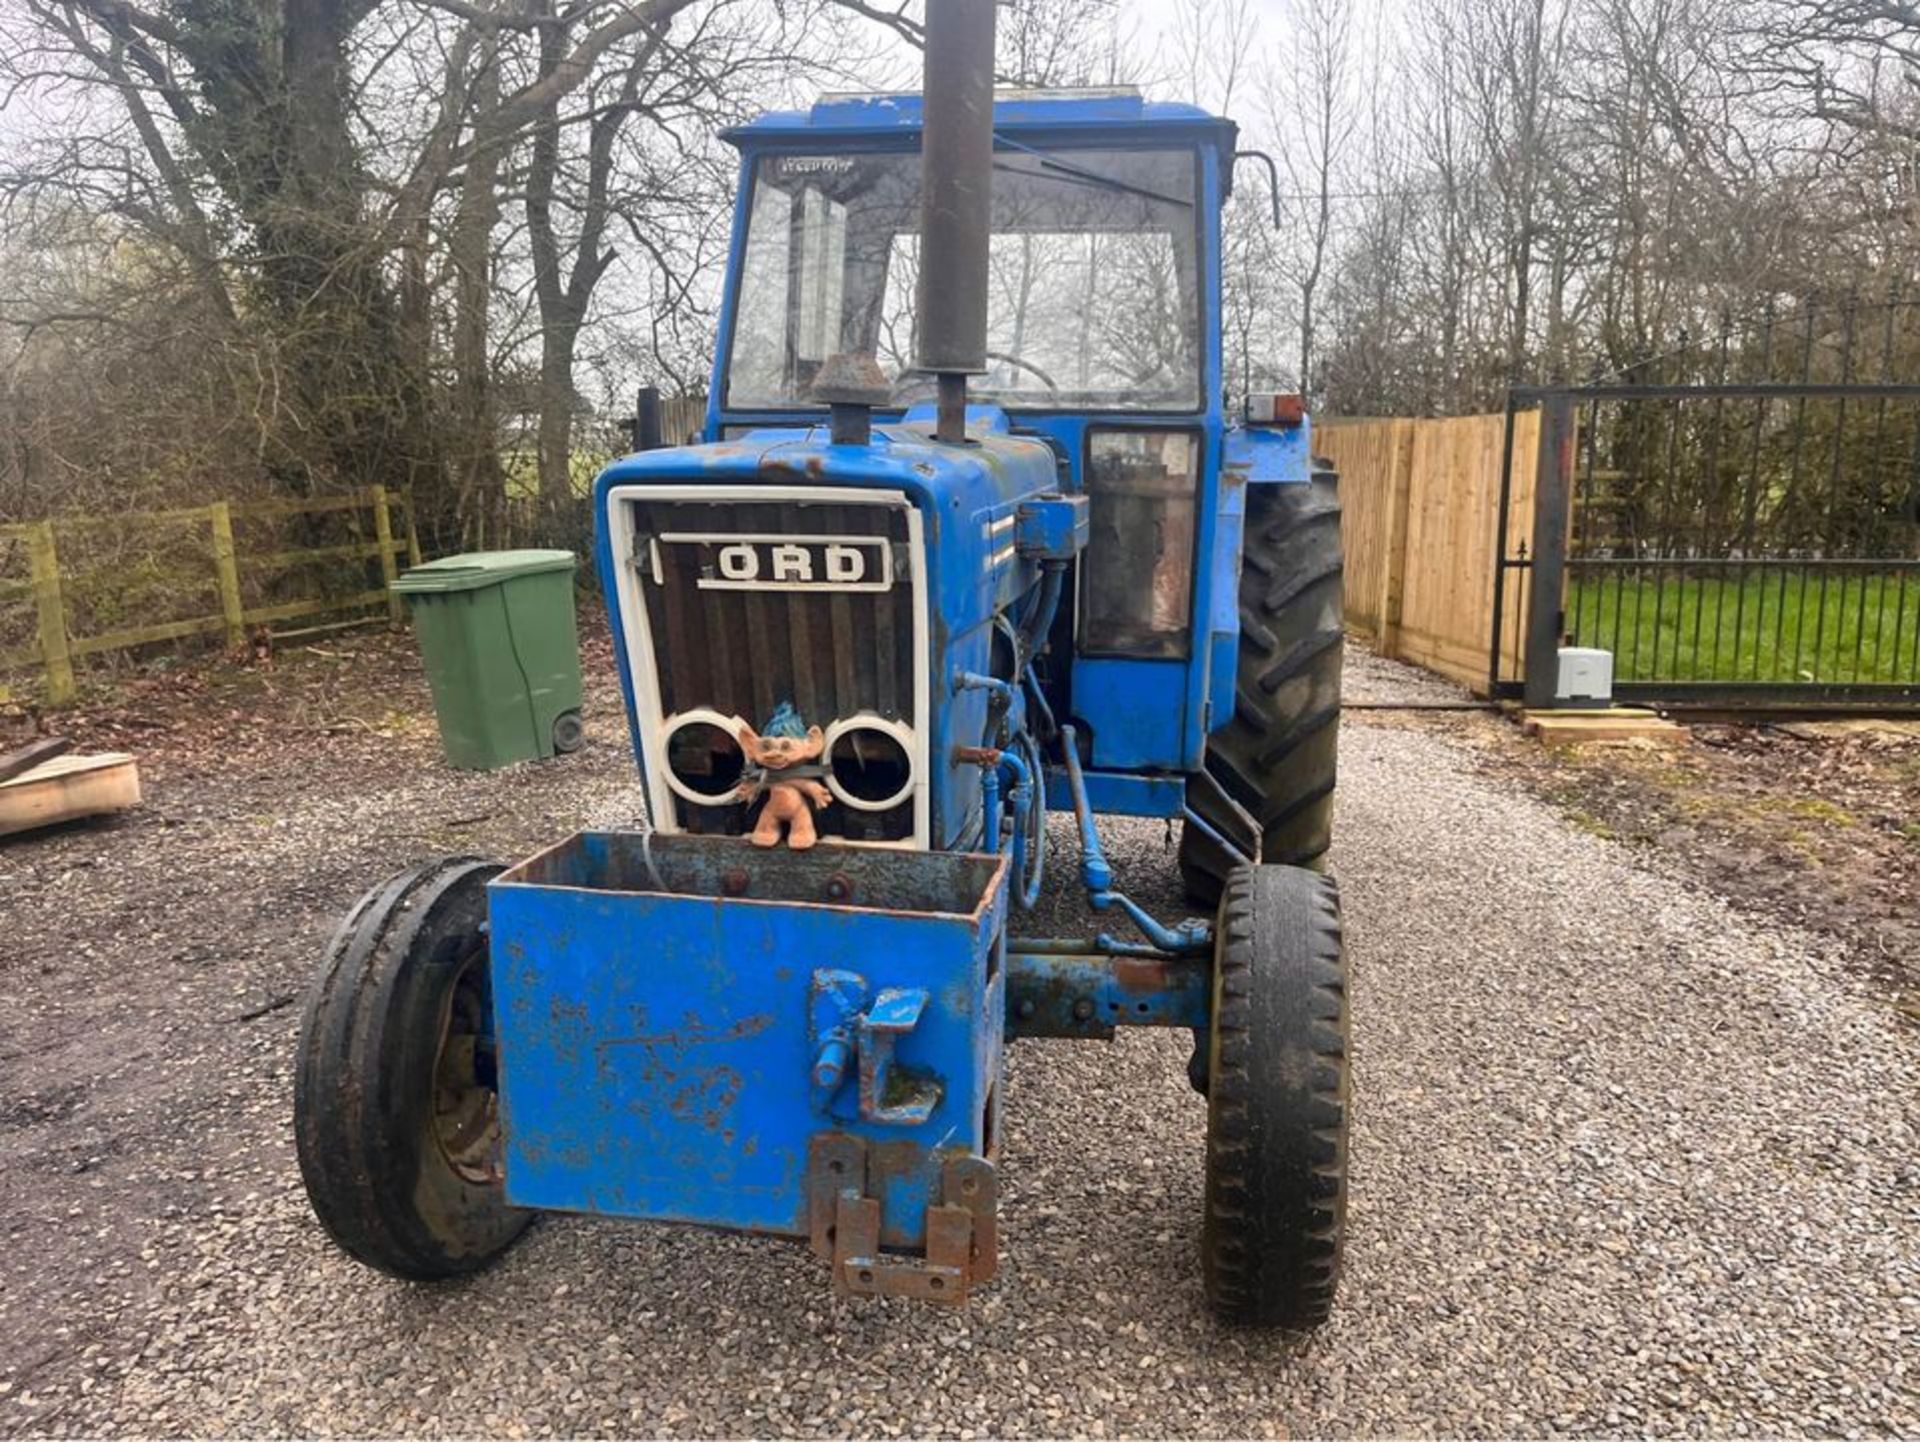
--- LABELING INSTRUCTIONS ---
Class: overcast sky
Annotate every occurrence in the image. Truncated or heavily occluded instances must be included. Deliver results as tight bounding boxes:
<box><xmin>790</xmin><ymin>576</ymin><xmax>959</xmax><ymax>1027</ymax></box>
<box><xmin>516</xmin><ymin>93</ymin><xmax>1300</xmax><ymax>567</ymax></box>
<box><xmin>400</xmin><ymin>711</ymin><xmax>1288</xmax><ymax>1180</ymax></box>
<box><xmin>0</xmin><ymin>0</ymin><xmax>1379</xmax><ymax>154</ymax></box>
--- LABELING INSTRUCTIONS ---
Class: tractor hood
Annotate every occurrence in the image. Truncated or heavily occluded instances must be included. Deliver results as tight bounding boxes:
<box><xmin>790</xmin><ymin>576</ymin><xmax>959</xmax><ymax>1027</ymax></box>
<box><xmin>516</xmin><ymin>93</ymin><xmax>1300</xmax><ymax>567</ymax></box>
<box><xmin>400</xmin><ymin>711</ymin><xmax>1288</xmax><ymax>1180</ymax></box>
<box><xmin>593</xmin><ymin>407</ymin><xmax>1062</xmax><ymax>530</ymax></box>
<box><xmin>591</xmin><ymin>408</ymin><xmax>1070</xmax><ymax>853</ymax></box>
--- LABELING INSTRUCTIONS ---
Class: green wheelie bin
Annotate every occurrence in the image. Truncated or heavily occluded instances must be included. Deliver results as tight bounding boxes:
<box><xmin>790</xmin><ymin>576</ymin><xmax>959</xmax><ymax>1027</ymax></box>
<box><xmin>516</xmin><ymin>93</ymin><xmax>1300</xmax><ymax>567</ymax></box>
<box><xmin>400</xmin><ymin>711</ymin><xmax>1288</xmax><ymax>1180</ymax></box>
<box><xmin>392</xmin><ymin>550</ymin><xmax>584</xmax><ymax>769</ymax></box>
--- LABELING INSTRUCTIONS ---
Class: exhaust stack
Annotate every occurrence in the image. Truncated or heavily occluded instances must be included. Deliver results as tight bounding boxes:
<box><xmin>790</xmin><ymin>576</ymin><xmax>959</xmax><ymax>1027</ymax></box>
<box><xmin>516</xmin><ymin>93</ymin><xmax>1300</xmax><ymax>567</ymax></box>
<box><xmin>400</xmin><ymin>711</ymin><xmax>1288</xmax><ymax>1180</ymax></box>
<box><xmin>915</xmin><ymin>0</ymin><xmax>997</xmax><ymax>445</ymax></box>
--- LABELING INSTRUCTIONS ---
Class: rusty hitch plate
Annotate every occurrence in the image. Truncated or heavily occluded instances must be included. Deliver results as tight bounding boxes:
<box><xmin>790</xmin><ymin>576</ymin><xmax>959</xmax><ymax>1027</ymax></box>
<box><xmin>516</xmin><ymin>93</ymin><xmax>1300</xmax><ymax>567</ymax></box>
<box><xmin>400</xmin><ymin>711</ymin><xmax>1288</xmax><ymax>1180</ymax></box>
<box><xmin>807</xmin><ymin>1134</ymin><xmax>998</xmax><ymax>1305</ymax></box>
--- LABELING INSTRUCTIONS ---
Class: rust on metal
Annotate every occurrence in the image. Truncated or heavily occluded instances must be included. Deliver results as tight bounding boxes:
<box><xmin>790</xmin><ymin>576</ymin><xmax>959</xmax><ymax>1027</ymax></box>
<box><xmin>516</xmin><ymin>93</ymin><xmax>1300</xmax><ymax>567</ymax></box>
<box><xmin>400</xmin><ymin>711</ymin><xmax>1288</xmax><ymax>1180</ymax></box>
<box><xmin>943</xmin><ymin>1153</ymin><xmax>999</xmax><ymax>1283</ymax></box>
<box><xmin>807</xmin><ymin>1132</ymin><xmax>866</xmax><ymax>1260</ymax></box>
<box><xmin>806</xmin><ymin>1134</ymin><xmax>999</xmax><ymax>1305</ymax></box>
<box><xmin>1112</xmin><ymin>957</ymin><xmax>1172</xmax><ymax>994</ymax></box>
<box><xmin>1004</xmin><ymin>951</ymin><xmax>1211</xmax><ymax>1039</ymax></box>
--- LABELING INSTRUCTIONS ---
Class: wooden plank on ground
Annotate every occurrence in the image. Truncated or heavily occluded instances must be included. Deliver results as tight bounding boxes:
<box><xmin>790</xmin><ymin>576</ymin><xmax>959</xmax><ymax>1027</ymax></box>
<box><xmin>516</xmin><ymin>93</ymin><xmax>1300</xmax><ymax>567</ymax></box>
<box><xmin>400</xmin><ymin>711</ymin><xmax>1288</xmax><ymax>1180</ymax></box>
<box><xmin>0</xmin><ymin>752</ymin><xmax>141</xmax><ymax>835</ymax></box>
<box><xmin>1522</xmin><ymin>711</ymin><xmax>1690</xmax><ymax>747</ymax></box>
<box><xmin>0</xmin><ymin>737</ymin><xmax>72</xmax><ymax>784</ymax></box>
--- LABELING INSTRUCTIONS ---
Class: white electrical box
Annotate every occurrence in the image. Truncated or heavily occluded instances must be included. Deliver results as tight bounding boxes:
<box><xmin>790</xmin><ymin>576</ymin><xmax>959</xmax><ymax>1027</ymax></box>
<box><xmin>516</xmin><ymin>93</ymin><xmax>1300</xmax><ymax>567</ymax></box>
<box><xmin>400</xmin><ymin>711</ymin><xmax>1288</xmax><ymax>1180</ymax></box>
<box><xmin>1555</xmin><ymin>647</ymin><xmax>1614</xmax><ymax>704</ymax></box>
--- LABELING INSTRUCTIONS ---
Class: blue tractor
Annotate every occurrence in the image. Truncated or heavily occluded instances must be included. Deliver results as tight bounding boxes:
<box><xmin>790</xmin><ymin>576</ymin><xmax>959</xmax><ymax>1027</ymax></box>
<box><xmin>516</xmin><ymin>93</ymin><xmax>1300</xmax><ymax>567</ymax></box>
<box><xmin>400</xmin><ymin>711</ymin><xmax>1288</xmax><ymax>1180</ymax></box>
<box><xmin>294</xmin><ymin>0</ymin><xmax>1347</xmax><ymax>1328</ymax></box>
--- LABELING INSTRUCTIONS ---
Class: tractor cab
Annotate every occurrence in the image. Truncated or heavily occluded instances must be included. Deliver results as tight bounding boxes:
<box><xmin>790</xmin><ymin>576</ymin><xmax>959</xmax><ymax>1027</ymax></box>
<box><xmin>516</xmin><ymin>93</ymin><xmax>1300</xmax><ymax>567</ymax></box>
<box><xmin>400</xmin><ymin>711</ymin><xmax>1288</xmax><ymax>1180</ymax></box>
<box><xmin>712</xmin><ymin>92</ymin><xmax>1244</xmax><ymax>774</ymax></box>
<box><xmin>593</xmin><ymin>87</ymin><xmax>1315</xmax><ymax>856</ymax></box>
<box><xmin>720</xmin><ymin>92</ymin><xmax>1212</xmax><ymax>424</ymax></box>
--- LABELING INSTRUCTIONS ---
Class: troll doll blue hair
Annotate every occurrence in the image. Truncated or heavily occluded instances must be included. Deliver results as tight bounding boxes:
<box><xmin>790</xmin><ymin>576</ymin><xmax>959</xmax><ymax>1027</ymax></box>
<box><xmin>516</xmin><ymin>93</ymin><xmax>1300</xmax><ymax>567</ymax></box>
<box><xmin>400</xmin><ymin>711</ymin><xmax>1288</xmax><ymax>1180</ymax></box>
<box><xmin>763</xmin><ymin>700</ymin><xmax>808</xmax><ymax>739</ymax></box>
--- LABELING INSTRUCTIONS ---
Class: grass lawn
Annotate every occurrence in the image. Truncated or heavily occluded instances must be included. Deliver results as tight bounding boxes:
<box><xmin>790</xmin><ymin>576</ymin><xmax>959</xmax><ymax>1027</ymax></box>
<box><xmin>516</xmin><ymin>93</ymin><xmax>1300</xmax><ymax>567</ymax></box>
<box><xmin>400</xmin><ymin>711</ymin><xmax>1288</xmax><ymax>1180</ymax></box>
<box><xmin>1567</xmin><ymin>568</ymin><xmax>1920</xmax><ymax>684</ymax></box>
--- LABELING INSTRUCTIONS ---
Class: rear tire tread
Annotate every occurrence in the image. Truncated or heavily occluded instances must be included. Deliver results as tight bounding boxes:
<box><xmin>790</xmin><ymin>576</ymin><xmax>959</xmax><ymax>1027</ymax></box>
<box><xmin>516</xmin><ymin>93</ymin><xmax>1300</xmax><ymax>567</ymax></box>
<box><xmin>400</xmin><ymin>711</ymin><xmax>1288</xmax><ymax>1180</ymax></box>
<box><xmin>1180</xmin><ymin>467</ymin><xmax>1343</xmax><ymax>906</ymax></box>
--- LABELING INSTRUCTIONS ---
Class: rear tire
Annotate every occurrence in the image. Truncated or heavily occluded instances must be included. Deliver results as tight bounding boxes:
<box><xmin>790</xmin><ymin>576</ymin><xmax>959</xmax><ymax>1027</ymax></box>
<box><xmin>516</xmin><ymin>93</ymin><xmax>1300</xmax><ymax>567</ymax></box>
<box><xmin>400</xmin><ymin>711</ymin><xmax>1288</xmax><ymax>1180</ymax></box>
<box><xmin>1202</xmin><ymin>864</ymin><xmax>1348</xmax><ymax>1329</ymax></box>
<box><xmin>294</xmin><ymin>857</ymin><xmax>531</xmax><ymax>1279</ymax></box>
<box><xmin>1180</xmin><ymin>468</ymin><xmax>1342</xmax><ymax>906</ymax></box>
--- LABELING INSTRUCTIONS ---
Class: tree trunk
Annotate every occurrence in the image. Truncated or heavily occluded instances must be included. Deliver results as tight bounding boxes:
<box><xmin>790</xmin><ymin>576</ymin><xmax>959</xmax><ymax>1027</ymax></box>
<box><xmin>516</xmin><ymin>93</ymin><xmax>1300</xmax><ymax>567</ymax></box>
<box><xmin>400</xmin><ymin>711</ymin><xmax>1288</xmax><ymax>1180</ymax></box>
<box><xmin>254</xmin><ymin>0</ymin><xmax>433</xmax><ymax>500</ymax></box>
<box><xmin>525</xmin><ymin>12</ymin><xmax>576</xmax><ymax>522</ymax></box>
<box><xmin>521</xmin><ymin>7</ymin><xmax>646</xmax><ymax>528</ymax></box>
<box><xmin>537</xmin><ymin>320</ymin><xmax>580</xmax><ymax>531</ymax></box>
<box><xmin>449</xmin><ymin>56</ymin><xmax>506</xmax><ymax>549</ymax></box>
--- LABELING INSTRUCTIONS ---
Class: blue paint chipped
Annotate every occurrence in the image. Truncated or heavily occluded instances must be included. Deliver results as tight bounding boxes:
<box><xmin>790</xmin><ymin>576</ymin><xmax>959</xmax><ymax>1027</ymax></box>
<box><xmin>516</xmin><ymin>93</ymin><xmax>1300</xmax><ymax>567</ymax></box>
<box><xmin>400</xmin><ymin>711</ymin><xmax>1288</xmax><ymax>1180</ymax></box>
<box><xmin>490</xmin><ymin>833</ymin><xmax>1007</xmax><ymax>1248</ymax></box>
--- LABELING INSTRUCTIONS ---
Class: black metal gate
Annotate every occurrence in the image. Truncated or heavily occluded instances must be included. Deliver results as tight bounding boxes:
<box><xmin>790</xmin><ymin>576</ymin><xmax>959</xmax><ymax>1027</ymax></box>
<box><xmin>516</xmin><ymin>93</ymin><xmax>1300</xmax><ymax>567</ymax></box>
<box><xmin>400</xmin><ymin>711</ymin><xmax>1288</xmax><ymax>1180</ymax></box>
<box><xmin>1493</xmin><ymin>378</ymin><xmax>1920</xmax><ymax>711</ymax></box>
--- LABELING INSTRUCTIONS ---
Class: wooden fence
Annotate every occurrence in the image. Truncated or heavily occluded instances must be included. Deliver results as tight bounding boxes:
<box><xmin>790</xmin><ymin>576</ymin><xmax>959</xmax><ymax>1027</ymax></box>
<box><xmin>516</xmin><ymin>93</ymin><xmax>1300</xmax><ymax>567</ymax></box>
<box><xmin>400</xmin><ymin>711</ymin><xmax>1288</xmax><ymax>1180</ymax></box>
<box><xmin>1319</xmin><ymin>410</ymin><xmax>1542</xmax><ymax>694</ymax></box>
<box><xmin>0</xmin><ymin>487</ymin><xmax>420</xmax><ymax>704</ymax></box>
<box><xmin>4</xmin><ymin>410</ymin><xmax>1530</xmax><ymax>706</ymax></box>
<box><xmin>659</xmin><ymin>395</ymin><xmax>708</xmax><ymax>445</ymax></box>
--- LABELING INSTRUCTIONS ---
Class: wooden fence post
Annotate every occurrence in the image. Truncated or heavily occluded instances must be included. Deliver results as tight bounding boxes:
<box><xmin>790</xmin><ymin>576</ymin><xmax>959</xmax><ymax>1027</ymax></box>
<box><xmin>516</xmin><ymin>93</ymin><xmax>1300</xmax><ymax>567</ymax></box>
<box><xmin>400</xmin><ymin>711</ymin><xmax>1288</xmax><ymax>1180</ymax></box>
<box><xmin>1377</xmin><ymin>420</ymin><xmax>1417</xmax><ymax>659</ymax></box>
<box><xmin>207</xmin><ymin>502</ymin><xmax>245</xmax><ymax>649</ymax></box>
<box><xmin>26</xmin><ymin>521</ymin><xmax>74</xmax><ymax>704</ymax></box>
<box><xmin>1523</xmin><ymin>396</ymin><xmax>1577</xmax><ymax>709</ymax></box>
<box><xmin>371</xmin><ymin>486</ymin><xmax>403</xmax><ymax>623</ymax></box>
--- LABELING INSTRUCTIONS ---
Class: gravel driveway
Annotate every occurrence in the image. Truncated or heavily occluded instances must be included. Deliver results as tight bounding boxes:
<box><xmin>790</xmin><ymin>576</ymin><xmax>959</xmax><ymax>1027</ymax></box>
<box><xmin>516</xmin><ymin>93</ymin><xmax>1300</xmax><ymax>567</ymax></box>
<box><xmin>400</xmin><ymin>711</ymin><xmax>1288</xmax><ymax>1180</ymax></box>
<box><xmin>2</xmin><ymin>644</ymin><xmax>1915</xmax><ymax>1437</ymax></box>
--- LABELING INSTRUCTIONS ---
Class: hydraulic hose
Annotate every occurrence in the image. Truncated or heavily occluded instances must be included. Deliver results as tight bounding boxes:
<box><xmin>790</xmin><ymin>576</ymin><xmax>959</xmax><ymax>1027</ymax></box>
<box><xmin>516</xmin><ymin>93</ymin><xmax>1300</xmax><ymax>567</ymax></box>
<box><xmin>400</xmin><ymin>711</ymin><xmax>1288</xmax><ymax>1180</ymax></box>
<box><xmin>1014</xmin><ymin>731</ymin><xmax>1046</xmax><ymax>908</ymax></box>
<box><xmin>995</xmin><ymin>736</ymin><xmax>1046</xmax><ymax>910</ymax></box>
<box><xmin>1016</xmin><ymin>562</ymin><xmax>1066</xmax><ymax>671</ymax></box>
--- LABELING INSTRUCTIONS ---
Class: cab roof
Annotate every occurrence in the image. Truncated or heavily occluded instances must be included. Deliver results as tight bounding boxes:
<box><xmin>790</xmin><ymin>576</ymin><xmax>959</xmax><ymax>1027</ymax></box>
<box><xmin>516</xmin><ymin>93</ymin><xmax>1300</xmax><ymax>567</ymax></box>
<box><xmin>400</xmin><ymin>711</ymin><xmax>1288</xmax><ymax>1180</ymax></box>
<box><xmin>723</xmin><ymin>86</ymin><xmax>1238</xmax><ymax>167</ymax></box>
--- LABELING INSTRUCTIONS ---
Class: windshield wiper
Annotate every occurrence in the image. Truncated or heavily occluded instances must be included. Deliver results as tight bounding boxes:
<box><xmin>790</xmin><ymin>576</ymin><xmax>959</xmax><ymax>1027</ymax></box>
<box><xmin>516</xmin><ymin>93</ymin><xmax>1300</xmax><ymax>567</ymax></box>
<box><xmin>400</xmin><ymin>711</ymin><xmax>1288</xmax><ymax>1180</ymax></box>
<box><xmin>990</xmin><ymin>134</ymin><xmax>1194</xmax><ymax>210</ymax></box>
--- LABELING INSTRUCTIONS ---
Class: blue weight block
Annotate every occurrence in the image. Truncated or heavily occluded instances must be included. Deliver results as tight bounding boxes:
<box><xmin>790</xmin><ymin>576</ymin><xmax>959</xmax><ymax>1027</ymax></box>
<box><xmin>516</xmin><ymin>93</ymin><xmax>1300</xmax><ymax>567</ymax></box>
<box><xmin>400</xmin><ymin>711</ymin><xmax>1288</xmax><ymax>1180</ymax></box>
<box><xmin>488</xmin><ymin>832</ymin><xmax>1007</xmax><ymax>1248</ymax></box>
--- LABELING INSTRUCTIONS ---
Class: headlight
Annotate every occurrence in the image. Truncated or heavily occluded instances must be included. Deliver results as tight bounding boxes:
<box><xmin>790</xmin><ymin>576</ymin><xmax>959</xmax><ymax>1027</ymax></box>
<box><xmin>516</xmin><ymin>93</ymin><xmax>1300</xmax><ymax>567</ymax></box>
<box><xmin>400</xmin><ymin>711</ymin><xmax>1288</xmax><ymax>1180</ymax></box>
<box><xmin>661</xmin><ymin>709</ymin><xmax>747</xmax><ymax>806</ymax></box>
<box><xmin>822</xmin><ymin>714</ymin><xmax>916</xmax><ymax>813</ymax></box>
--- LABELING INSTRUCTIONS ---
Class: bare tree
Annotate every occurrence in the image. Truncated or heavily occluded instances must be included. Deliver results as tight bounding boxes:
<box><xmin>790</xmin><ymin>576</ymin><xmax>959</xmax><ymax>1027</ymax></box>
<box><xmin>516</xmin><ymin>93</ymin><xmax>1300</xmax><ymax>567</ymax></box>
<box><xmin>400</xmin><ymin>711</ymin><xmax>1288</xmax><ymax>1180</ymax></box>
<box><xmin>998</xmin><ymin>0</ymin><xmax>1127</xmax><ymax>86</ymax></box>
<box><xmin>0</xmin><ymin>0</ymin><xmax>908</xmax><ymax>545</ymax></box>
<box><xmin>1263</xmin><ymin>0</ymin><xmax>1357</xmax><ymax>395</ymax></box>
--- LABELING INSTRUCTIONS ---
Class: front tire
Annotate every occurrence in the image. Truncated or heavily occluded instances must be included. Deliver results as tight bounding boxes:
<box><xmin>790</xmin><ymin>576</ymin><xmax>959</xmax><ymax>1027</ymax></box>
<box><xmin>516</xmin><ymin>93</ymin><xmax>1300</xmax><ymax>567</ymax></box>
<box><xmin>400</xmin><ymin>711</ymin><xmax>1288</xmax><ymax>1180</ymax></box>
<box><xmin>1181</xmin><ymin>468</ymin><xmax>1343</xmax><ymax>906</ymax></box>
<box><xmin>294</xmin><ymin>857</ymin><xmax>531</xmax><ymax>1279</ymax></box>
<box><xmin>1202</xmin><ymin>864</ymin><xmax>1349</xmax><ymax>1329</ymax></box>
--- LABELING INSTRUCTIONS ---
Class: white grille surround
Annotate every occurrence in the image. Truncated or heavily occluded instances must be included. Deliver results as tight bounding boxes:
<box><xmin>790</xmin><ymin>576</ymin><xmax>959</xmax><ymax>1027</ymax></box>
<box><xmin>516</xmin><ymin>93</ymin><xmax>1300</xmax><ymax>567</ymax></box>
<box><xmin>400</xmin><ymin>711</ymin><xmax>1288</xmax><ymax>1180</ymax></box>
<box><xmin>605</xmin><ymin>483</ymin><xmax>932</xmax><ymax>849</ymax></box>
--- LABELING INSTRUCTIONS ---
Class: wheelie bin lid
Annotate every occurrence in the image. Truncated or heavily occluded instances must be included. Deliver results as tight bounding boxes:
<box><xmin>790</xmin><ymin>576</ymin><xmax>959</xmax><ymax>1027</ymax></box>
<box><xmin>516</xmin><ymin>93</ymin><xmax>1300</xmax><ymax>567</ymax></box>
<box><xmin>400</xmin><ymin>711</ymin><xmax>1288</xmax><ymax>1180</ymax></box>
<box><xmin>393</xmin><ymin>549</ymin><xmax>577</xmax><ymax>594</ymax></box>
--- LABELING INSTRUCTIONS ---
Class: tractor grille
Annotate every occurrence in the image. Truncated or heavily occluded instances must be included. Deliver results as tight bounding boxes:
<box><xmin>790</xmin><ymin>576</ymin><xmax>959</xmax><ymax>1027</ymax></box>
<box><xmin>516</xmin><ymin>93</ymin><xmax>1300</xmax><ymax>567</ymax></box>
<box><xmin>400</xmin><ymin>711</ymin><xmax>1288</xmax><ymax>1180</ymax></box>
<box><xmin>620</xmin><ymin>494</ymin><xmax>921</xmax><ymax>842</ymax></box>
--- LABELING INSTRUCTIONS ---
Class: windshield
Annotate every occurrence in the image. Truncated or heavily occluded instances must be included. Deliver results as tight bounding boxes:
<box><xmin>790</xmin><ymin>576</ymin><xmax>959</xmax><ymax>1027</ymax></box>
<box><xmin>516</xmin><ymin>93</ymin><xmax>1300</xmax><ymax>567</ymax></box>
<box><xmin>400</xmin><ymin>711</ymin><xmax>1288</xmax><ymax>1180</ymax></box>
<box><xmin>725</xmin><ymin>146</ymin><xmax>1201</xmax><ymax>412</ymax></box>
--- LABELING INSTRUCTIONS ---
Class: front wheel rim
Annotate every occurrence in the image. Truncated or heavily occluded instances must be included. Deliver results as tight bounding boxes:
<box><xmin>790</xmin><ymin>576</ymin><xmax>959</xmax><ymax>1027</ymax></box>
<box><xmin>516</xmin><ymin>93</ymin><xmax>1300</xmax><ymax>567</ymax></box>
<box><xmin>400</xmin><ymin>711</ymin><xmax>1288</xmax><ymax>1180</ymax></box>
<box><xmin>432</xmin><ymin>944</ymin><xmax>506</xmax><ymax>1186</ymax></box>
